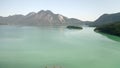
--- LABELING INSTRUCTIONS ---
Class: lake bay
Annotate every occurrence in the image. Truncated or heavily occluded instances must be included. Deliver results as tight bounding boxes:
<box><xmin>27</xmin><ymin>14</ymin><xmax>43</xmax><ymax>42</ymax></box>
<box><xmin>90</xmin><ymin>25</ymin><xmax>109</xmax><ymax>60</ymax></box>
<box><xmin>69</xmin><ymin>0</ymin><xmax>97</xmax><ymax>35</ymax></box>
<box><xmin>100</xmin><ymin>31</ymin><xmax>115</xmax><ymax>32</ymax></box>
<box><xmin>0</xmin><ymin>26</ymin><xmax>120</xmax><ymax>68</ymax></box>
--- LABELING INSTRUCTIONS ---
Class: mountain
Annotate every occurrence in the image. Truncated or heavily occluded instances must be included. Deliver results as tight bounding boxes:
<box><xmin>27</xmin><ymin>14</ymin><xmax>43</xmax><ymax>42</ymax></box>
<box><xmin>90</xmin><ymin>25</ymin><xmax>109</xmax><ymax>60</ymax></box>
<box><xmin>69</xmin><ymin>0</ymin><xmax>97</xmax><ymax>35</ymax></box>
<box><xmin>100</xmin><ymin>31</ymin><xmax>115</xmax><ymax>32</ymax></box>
<box><xmin>94</xmin><ymin>21</ymin><xmax>120</xmax><ymax>37</ymax></box>
<box><xmin>0</xmin><ymin>10</ymin><xmax>84</xmax><ymax>26</ymax></box>
<box><xmin>89</xmin><ymin>12</ymin><xmax>120</xmax><ymax>27</ymax></box>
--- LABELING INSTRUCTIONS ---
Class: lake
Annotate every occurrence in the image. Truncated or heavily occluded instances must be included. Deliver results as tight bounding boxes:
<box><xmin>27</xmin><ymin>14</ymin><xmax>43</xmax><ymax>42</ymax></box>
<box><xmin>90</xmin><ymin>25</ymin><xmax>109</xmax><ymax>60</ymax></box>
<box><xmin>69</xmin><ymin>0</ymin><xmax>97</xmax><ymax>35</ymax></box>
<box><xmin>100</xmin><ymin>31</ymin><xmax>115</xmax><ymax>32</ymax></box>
<box><xmin>0</xmin><ymin>25</ymin><xmax>120</xmax><ymax>68</ymax></box>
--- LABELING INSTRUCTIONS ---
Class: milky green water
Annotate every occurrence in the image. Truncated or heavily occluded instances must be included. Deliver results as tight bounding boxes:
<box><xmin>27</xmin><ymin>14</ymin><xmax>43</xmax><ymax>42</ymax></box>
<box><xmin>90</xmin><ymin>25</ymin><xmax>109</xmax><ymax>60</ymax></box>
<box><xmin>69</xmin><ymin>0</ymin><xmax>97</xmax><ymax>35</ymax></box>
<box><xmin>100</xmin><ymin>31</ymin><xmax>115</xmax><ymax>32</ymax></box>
<box><xmin>0</xmin><ymin>26</ymin><xmax>120</xmax><ymax>68</ymax></box>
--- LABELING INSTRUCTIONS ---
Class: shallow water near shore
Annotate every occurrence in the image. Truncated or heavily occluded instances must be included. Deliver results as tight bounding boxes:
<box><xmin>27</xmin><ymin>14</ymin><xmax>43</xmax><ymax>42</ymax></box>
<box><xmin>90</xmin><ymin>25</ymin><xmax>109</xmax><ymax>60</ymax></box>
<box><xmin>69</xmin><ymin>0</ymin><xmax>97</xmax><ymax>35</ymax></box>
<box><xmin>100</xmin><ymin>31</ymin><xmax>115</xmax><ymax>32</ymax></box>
<box><xmin>0</xmin><ymin>25</ymin><xmax>120</xmax><ymax>68</ymax></box>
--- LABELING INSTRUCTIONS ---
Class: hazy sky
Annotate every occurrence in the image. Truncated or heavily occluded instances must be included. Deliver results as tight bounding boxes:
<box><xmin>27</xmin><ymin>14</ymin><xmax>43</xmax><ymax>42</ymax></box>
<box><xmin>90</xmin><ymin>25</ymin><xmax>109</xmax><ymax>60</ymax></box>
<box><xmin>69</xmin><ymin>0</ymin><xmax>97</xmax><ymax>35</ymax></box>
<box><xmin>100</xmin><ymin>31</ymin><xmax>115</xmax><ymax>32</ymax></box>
<box><xmin>0</xmin><ymin>0</ymin><xmax>120</xmax><ymax>21</ymax></box>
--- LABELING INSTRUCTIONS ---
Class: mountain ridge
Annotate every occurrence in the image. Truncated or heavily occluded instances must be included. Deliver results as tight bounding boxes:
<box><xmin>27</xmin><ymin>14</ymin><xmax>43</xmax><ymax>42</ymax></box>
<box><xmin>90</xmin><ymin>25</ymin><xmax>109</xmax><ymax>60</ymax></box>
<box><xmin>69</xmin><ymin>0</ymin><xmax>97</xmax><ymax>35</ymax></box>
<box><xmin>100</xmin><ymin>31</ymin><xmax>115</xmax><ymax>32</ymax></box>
<box><xmin>0</xmin><ymin>10</ymin><xmax>120</xmax><ymax>26</ymax></box>
<box><xmin>0</xmin><ymin>10</ymin><xmax>84</xmax><ymax>26</ymax></box>
<box><xmin>89</xmin><ymin>12</ymin><xmax>120</xmax><ymax>27</ymax></box>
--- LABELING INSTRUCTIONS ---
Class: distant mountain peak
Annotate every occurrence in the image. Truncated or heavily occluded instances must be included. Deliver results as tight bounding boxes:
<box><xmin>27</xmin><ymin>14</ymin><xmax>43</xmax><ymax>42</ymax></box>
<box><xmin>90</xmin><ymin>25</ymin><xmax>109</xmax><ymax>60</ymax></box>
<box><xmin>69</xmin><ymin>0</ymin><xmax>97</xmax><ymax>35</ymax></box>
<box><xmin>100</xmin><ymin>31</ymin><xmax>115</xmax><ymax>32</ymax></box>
<box><xmin>46</xmin><ymin>10</ymin><xmax>54</xmax><ymax>14</ymax></box>
<box><xmin>38</xmin><ymin>10</ymin><xmax>45</xmax><ymax>14</ymax></box>
<box><xmin>27</xmin><ymin>12</ymin><xmax>36</xmax><ymax>16</ymax></box>
<box><xmin>26</xmin><ymin>12</ymin><xmax>36</xmax><ymax>17</ymax></box>
<box><xmin>38</xmin><ymin>10</ymin><xmax>54</xmax><ymax>15</ymax></box>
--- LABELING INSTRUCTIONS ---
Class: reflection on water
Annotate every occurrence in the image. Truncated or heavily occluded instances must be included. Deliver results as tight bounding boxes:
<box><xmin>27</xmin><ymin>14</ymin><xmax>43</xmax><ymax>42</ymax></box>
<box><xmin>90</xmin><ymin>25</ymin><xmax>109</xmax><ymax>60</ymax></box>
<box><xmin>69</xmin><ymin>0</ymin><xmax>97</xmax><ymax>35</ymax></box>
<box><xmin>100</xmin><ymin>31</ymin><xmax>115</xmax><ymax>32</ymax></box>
<box><xmin>95</xmin><ymin>31</ymin><xmax>120</xmax><ymax>42</ymax></box>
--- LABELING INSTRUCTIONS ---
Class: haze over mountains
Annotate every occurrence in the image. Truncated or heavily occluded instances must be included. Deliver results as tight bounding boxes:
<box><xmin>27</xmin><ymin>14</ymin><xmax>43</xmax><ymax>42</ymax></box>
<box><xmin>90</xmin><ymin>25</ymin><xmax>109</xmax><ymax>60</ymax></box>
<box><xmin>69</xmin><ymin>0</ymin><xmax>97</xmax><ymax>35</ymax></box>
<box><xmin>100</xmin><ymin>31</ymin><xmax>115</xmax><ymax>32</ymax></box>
<box><xmin>0</xmin><ymin>10</ymin><xmax>120</xmax><ymax>27</ymax></box>
<box><xmin>0</xmin><ymin>10</ymin><xmax>85</xmax><ymax>26</ymax></box>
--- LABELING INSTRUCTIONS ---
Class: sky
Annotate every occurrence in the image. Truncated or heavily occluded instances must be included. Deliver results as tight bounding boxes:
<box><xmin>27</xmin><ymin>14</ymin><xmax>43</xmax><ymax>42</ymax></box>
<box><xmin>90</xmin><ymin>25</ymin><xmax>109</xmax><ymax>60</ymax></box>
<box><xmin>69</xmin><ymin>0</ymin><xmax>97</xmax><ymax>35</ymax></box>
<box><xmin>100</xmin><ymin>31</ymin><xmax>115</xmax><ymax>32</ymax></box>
<box><xmin>0</xmin><ymin>0</ymin><xmax>120</xmax><ymax>21</ymax></box>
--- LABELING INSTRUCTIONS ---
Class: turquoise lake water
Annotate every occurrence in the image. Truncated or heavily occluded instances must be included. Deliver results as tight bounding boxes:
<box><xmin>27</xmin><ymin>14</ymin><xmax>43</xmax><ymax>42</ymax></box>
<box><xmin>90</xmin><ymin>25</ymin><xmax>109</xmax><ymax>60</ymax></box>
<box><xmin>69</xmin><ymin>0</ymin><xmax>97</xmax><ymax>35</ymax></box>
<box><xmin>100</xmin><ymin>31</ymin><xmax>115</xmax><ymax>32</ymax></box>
<box><xmin>0</xmin><ymin>26</ymin><xmax>120</xmax><ymax>68</ymax></box>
